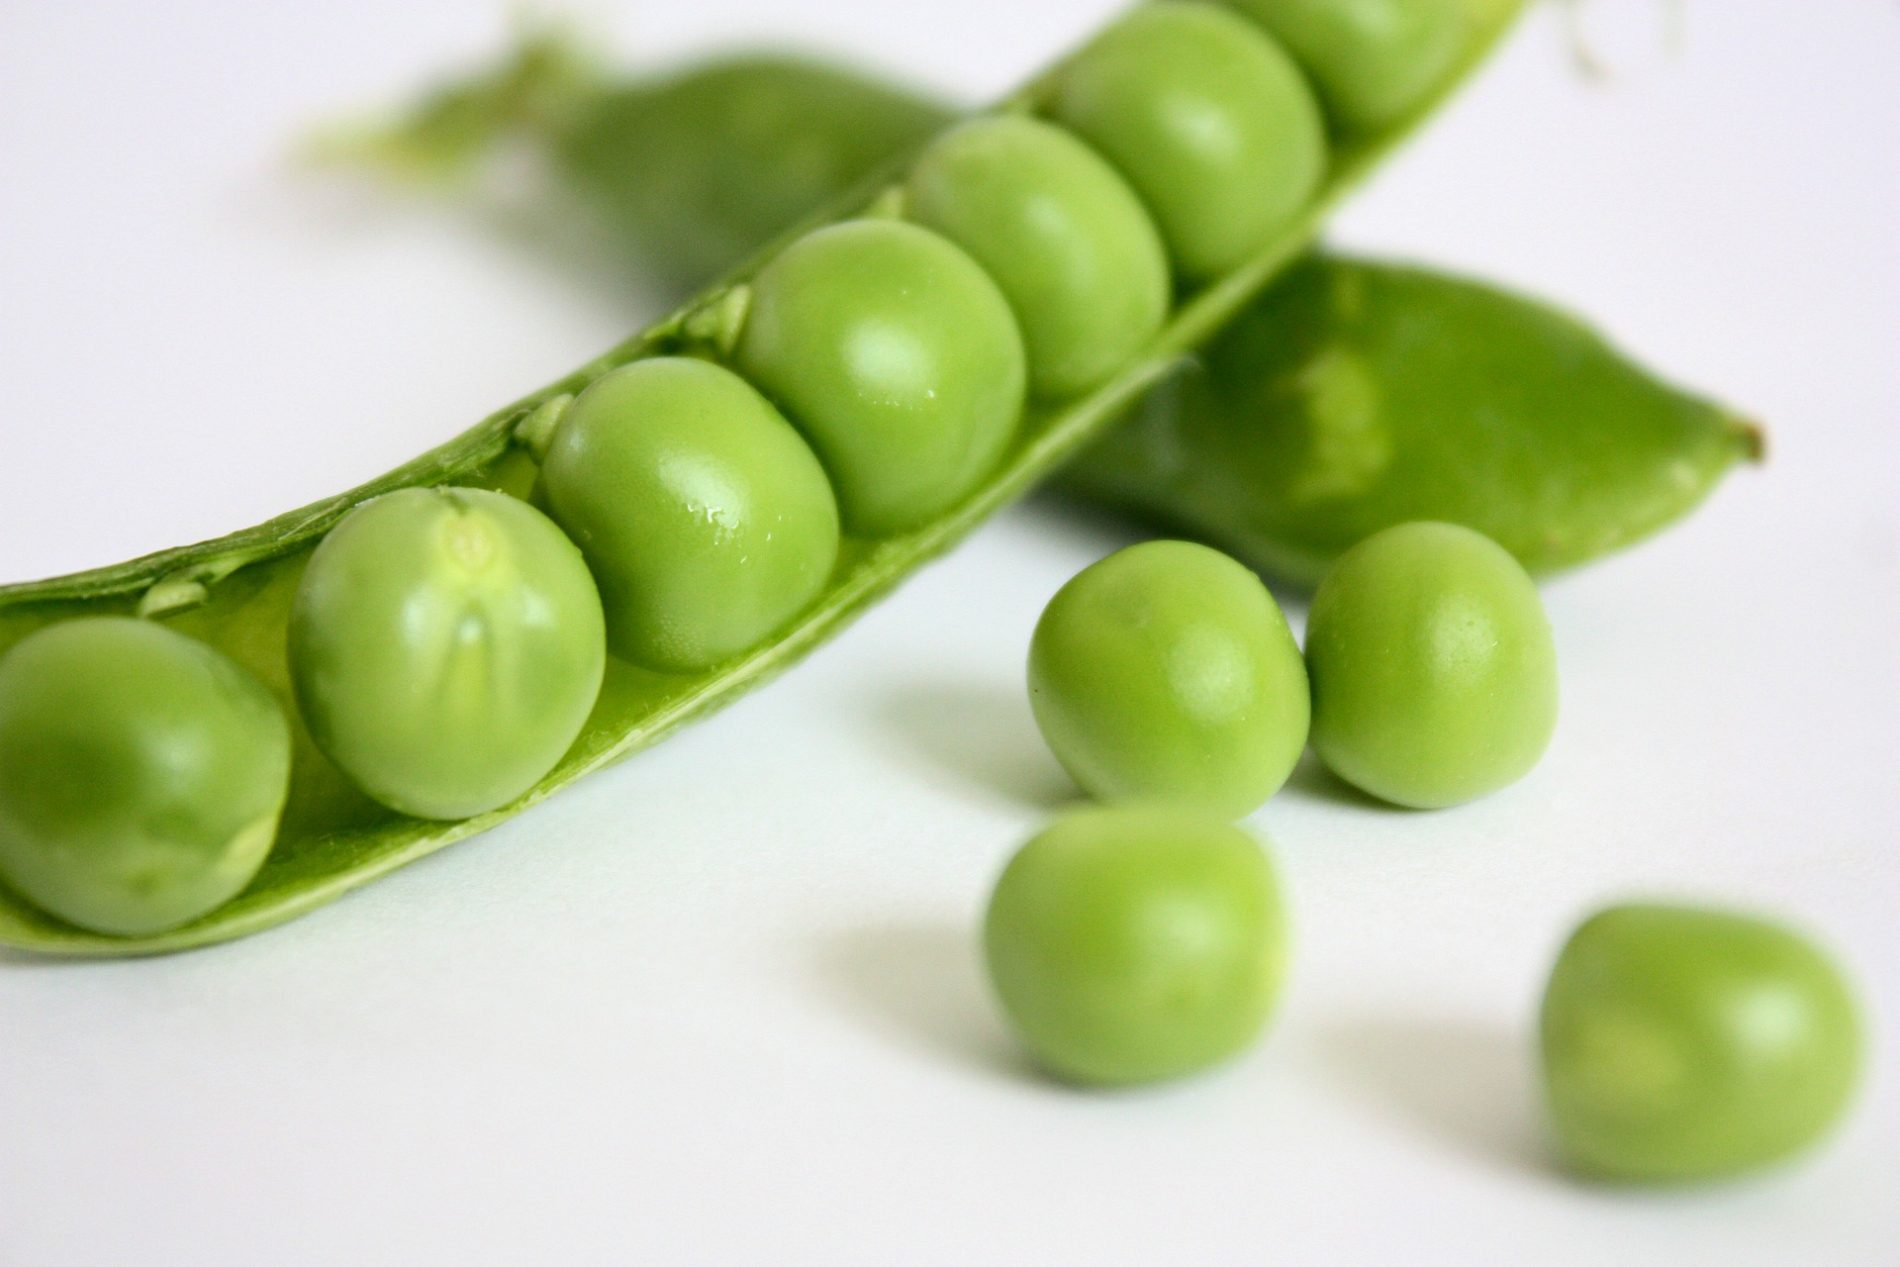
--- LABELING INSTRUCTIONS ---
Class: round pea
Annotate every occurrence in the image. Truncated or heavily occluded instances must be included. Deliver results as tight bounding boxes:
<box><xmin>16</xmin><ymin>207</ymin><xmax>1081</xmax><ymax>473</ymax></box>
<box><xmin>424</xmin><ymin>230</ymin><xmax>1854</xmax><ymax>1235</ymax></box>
<box><xmin>906</xmin><ymin>115</ymin><xmax>1170</xmax><ymax>400</ymax></box>
<box><xmin>0</xmin><ymin>618</ymin><xmax>290</xmax><ymax>936</ymax></box>
<box><xmin>290</xmin><ymin>486</ymin><xmax>606</xmax><ymax>820</ymax></box>
<box><xmin>1028</xmin><ymin>540</ymin><xmax>1309</xmax><ymax>818</ymax></box>
<box><xmin>1304</xmin><ymin>521</ymin><xmax>1556</xmax><ymax>808</ymax></box>
<box><xmin>1540</xmin><ymin>903</ymin><xmax>1864</xmax><ymax>1183</ymax></box>
<box><xmin>733</xmin><ymin>218</ymin><xmax>1026</xmax><ymax>536</ymax></box>
<box><xmin>1227</xmin><ymin>0</ymin><xmax>1471</xmax><ymax>134</ymax></box>
<box><xmin>1045</xmin><ymin>1</ymin><xmax>1327</xmax><ymax>281</ymax></box>
<box><xmin>984</xmin><ymin>803</ymin><xmax>1290</xmax><ymax>1086</ymax></box>
<box><xmin>539</xmin><ymin>357</ymin><xmax>840</xmax><ymax>671</ymax></box>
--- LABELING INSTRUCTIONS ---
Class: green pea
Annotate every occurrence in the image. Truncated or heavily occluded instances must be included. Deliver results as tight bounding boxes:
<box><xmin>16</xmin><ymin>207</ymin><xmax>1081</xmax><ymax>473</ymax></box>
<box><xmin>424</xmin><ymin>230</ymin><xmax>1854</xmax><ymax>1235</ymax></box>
<box><xmin>538</xmin><ymin>357</ymin><xmax>840</xmax><ymax>671</ymax></box>
<box><xmin>732</xmin><ymin>219</ymin><xmax>1026</xmax><ymax>535</ymax></box>
<box><xmin>1304</xmin><ymin>521</ymin><xmax>1556</xmax><ymax>808</ymax></box>
<box><xmin>1226</xmin><ymin>0</ymin><xmax>1471</xmax><ymax>134</ymax></box>
<box><xmin>1028</xmin><ymin>540</ymin><xmax>1308</xmax><ymax>817</ymax></box>
<box><xmin>289</xmin><ymin>487</ymin><xmax>606</xmax><ymax>820</ymax></box>
<box><xmin>0</xmin><ymin>618</ymin><xmax>290</xmax><ymax>936</ymax></box>
<box><xmin>984</xmin><ymin>803</ymin><xmax>1289</xmax><ymax>1086</ymax></box>
<box><xmin>905</xmin><ymin>115</ymin><xmax>1170</xmax><ymax>400</ymax></box>
<box><xmin>1541</xmin><ymin>903</ymin><xmax>1864</xmax><ymax>1184</ymax></box>
<box><xmin>1045</xmin><ymin>2</ymin><xmax>1327</xmax><ymax>282</ymax></box>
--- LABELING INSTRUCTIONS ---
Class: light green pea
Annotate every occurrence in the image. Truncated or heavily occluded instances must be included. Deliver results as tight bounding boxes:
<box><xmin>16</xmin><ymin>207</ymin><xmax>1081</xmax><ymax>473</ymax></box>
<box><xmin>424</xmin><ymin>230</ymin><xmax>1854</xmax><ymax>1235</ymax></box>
<box><xmin>1226</xmin><ymin>0</ymin><xmax>1471</xmax><ymax>134</ymax></box>
<box><xmin>906</xmin><ymin>114</ymin><xmax>1170</xmax><ymax>400</ymax></box>
<box><xmin>289</xmin><ymin>486</ymin><xmax>606</xmax><ymax>820</ymax></box>
<box><xmin>1305</xmin><ymin>521</ymin><xmax>1556</xmax><ymax>808</ymax></box>
<box><xmin>539</xmin><ymin>357</ymin><xmax>840</xmax><ymax>671</ymax></box>
<box><xmin>1029</xmin><ymin>540</ymin><xmax>1308</xmax><ymax>818</ymax></box>
<box><xmin>1541</xmin><ymin>903</ymin><xmax>1864</xmax><ymax>1184</ymax></box>
<box><xmin>1045</xmin><ymin>1</ymin><xmax>1327</xmax><ymax>281</ymax></box>
<box><xmin>0</xmin><ymin>618</ymin><xmax>290</xmax><ymax>936</ymax></box>
<box><xmin>733</xmin><ymin>218</ymin><xmax>1026</xmax><ymax>536</ymax></box>
<box><xmin>984</xmin><ymin>803</ymin><xmax>1290</xmax><ymax>1086</ymax></box>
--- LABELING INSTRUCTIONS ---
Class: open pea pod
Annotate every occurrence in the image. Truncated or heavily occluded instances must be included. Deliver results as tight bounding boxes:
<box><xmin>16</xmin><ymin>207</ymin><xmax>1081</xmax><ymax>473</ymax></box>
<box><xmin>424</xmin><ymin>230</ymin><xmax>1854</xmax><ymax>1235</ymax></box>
<box><xmin>0</xmin><ymin>0</ymin><xmax>1526</xmax><ymax>955</ymax></box>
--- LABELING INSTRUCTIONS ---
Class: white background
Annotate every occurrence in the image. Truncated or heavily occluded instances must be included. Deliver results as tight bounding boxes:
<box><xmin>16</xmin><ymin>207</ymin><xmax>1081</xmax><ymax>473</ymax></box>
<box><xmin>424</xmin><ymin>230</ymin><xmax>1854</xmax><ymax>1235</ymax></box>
<box><xmin>1</xmin><ymin>1</ymin><xmax>1896</xmax><ymax>1263</ymax></box>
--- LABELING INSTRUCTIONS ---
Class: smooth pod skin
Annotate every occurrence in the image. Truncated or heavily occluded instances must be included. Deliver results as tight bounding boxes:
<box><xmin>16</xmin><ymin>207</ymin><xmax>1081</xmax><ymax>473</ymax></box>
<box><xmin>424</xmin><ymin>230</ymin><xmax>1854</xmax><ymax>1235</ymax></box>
<box><xmin>984</xmin><ymin>803</ymin><xmax>1290</xmax><ymax>1085</ymax></box>
<box><xmin>905</xmin><ymin>115</ymin><xmax>1170</xmax><ymax>400</ymax></box>
<box><xmin>1045</xmin><ymin>2</ymin><xmax>1327</xmax><ymax>281</ymax></box>
<box><xmin>1540</xmin><ymin>903</ymin><xmax>1864</xmax><ymax>1184</ymax></box>
<box><xmin>1060</xmin><ymin>256</ymin><xmax>1762</xmax><ymax>586</ymax></box>
<box><xmin>539</xmin><ymin>357</ymin><xmax>840</xmax><ymax>671</ymax></box>
<box><xmin>289</xmin><ymin>487</ymin><xmax>606</xmax><ymax>820</ymax></box>
<box><xmin>1304</xmin><ymin>521</ymin><xmax>1556</xmax><ymax>808</ymax></box>
<box><xmin>559</xmin><ymin>56</ymin><xmax>956</xmax><ymax>293</ymax></box>
<box><xmin>1227</xmin><ymin>0</ymin><xmax>1470</xmax><ymax>134</ymax></box>
<box><xmin>0</xmin><ymin>618</ymin><xmax>290</xmax><ymax>936</ymax></box>
<box><xmin>1028</xmin><ymin>540</ymin><xmax>1309</xmax><ymax>817</ymax></box>
<box><xmin>733</xmin><ymin>218</ymin><xmax>1027</xmax><ymax>535</ymax></box>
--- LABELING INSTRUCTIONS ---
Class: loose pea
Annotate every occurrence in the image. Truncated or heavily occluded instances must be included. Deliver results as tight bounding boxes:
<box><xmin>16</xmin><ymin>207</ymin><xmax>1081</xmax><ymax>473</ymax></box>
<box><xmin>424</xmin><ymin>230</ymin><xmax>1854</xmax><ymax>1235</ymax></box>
<box><xmin>1028</xmin><ymin>540</ymin><xmax>1309</xmax><ymax>818</ymax></box>
<box><xmin>539</xmin><ymin>357</ymin><xmax>840</xmax><ymax>671</ymax></box>
<box><xmin>1305</xmin><ymin>521</ymin><xmax>1556</xmax><ymax>808</ymax></box>
<box><xmin>1540</xmin><ymin>903</ymin><xmax>1864</xmax><ymax>1183</ymax></box>
<box><xmin>0</xmin><ymin>618</ymin><xmax>290</xmax><ymax>936</ymax></box>
<box><xmin>906</xmin><ymin>115</ymin><xmax>1170</xmax><ymax>400</ymax></box>
<box><xmin>1226</xmin><ymin>0</ymin><xmax>1471</xmax><ymax>134</ymax></box>
<box><xmin>1045</xmin><ymin>1</ymin><xmax>1327</xmax><ymax>281</ymax></box>
<box><xmin>984</xmin><ymin>803</ymin><xmax>1289</xmax><ymax>1086</ymax></box>
<box><xmin>289</xmin><ymin>486</ymin><xmax>606</xmax><ymax>820</ymax></box>
<box><xmin>733</xmin><ymin>219</ymin><xmax>1026</xmax><ymax>535</ymax></box>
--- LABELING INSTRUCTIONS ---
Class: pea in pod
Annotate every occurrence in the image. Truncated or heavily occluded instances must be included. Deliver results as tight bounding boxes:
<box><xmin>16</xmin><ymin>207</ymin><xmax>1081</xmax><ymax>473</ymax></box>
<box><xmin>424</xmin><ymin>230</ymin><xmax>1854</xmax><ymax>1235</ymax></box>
<box><xmin>343</xmin><ymin>21</ymin><xmax>1758</xmax><ymax>585</ymax></box>
<box><xmin>0</xmin><ymin>0</ymin><xmax>1528</xmax><ymax>954</ymax></box>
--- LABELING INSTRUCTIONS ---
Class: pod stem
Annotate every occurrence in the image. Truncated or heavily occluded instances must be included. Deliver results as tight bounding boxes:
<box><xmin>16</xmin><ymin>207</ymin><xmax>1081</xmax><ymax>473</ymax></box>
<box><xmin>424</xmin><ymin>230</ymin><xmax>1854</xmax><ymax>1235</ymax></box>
<box><xmin>302</xmin><ymin>24</ymin><xmax>603</xmax><ymax>182</ymax></box>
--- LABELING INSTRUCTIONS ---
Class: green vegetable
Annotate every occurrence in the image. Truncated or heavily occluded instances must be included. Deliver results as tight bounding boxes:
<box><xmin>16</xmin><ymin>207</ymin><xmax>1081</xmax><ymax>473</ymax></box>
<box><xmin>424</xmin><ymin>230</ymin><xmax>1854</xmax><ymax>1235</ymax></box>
<box><xmin>536</xmin><ymin>357</ymin><xmax>840</xmax><ymax>671</ymax></box>
<box><xmin>984</xmin><ymin>803</ymin><xmax>1290</xmax><ymax>1085</ymax></box>
<box><xmin>1028</xmin><ymin>540</ymin><xmax>1308</xmax><ymax>817</ymax></box>
<box><xmin>1064</xmin><ymin>255</ymin><xmax>1763</xmax><ymax>586</ymax></box>
<box><xmin>1228</xmin><ymin>0</ymin><xmax>1473</xmax><ymax>134</ymax></box>
<box><xmin>1</xmin><ymin>0</ymin><xmax>1524</xmax><ymax>953</ymax></box>
<box><xmin>906</xmin><ymin>114</ymin><xmax>1170</xmax><ymax>400</ymax></box>
<box><xmin>1045</xmin><ymin>3</ymin><xmax>1327</xmax><ymax>281</ymax></box>
<box><xmin>1304</xmin><ymin>521</ymin><xmax>1557</xmax><ymax>808</ymax></box>
<box><xmin>1540</xmin><ymin>903</ymin><xmax>1864</xmax><ymax>1183</ymax></box>
<box><xmin>289</xmin><ymin>487</ymin><xmax>607</xmax><ymax>820</ymax></box>
<box><xmin>0</xmin><ymin>618</ymin><xmax>291</xmax><ymax>936</ymax></box>
<box><xmin>338</xmin><ymin>31</ymin><xmax>1757</xmax><ymax>587</ymax></box>
<box><xmin>732</xmin><ymin>219</ymin><xmax>1027</xmax><ymax>535</ymax></box>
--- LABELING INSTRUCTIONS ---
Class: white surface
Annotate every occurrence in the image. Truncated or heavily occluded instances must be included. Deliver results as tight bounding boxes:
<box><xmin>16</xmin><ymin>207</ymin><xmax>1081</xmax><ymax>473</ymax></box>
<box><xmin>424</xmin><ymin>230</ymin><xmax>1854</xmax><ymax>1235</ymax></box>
<box><xmin>1</xmin><ymin>1</ymin><xmax>1896</xmax><ymax>1263</ymax></box>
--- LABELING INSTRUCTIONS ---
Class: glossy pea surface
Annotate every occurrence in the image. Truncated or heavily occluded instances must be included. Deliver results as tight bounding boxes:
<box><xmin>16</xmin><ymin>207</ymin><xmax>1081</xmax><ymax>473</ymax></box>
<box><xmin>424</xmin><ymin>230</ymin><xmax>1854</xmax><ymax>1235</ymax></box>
<box><xmin>1305</xmin><ymin>521</ymin><xmax>1555</xmax><ymax>808</ymax></box>
<box><xmin>1228</xmin><ymin>0</ymin><xmax>1470</xmax><ymax>134</ymax></box>
<box><xmin>1045</xmin><ymin>1</ymin><xmax>1326</xmax><ymax>281</ymax></box>
<box><xmin>733</xmin><ymin>219</ymin><xmax>1026</xmax><ymax>536</ymax></box>
<box><xmin>906</xmin><ymin>115</ymin><xmax>1170</xmax><ymax>400</ymax></box>
<box><xmin>290</xmin><ymin>487</ymin><xmax>606</xmax><ymax>820</ymax></box>
<box><xmin>984</xmin><ymin>803</ymin><xmax>1289</xmax><ymax>1086</ymax></box>
<box><xmin>1540</xmin><ymin>903</ymin><xmax>1863</xmax><ymax>1184</ymax></box>
<box><xmin>540</xmin><ymin>357</ymin><xmax>840</xmax><ymax>671</ymax></box>
<box><xmin>0</xmin><ymin>618</ymin><xmax>290</xmax><ymax>935</ymax></box>
<box><xmin>1029</xmin><ymin>540</ymin><xmax>1308</xmax><ymax>818</ymax></box>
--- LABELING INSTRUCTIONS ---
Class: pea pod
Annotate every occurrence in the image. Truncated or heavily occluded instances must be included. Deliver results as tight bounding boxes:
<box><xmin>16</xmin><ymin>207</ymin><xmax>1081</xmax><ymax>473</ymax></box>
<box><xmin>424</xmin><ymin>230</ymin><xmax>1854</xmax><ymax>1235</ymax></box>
<box><xmin>0</xmin><ymin>0</ymin><xmax>1527</xmax><ymax>954</ymax></box>
<box><xmin>342</xmin><ymin>27</ymin><xmax>1758</xmax><ymax>584</ymax></box>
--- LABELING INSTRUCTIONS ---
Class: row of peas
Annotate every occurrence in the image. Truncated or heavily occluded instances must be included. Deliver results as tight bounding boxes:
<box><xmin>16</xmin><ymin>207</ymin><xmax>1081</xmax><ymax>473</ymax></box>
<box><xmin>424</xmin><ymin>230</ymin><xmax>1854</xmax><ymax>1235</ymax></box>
<box><xmin>0</xmin><ymin>0</ymin><xmax>1350</xmax><ymax>937</ymax></box>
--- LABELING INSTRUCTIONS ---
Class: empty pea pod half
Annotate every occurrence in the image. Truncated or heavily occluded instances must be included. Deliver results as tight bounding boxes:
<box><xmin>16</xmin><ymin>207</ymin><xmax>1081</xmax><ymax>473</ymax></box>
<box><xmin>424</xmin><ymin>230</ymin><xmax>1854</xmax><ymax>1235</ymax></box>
<box><xmin>338</xmin><ymin>4</ymin><xmax>1761</xmax><ymax>589</ymax></box>
<box><xmin>0</xmin><ymin>0</ymin><xmax>1527</xmax><ymax>953</ymax></box>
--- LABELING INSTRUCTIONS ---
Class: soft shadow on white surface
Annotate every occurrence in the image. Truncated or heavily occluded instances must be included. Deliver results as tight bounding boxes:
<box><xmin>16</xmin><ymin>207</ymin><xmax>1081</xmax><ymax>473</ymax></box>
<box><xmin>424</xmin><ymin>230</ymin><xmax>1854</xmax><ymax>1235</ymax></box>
<box><xmin>874</xmin><ymin>680</ymin><xmax>1075</xmax><ymax>810</ymax></box>
<box><xmin>1310</xmin><ymin>1017</ymin><xmax>1553</xmax><ymax>1178</ymax></box>
<box><xmin>814</xmin><ymin>921</ymin><xmax>1032</xmax><ymax>1079</ymax></box>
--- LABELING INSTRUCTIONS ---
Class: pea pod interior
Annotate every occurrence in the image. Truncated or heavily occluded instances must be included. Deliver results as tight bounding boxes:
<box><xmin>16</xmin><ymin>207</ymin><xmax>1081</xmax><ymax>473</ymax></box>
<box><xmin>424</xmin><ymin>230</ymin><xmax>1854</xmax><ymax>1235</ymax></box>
<box><xmin>0</xmin><ymin>0</ymin><xmax>1525</xmax><ymax>955</ymax></box>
